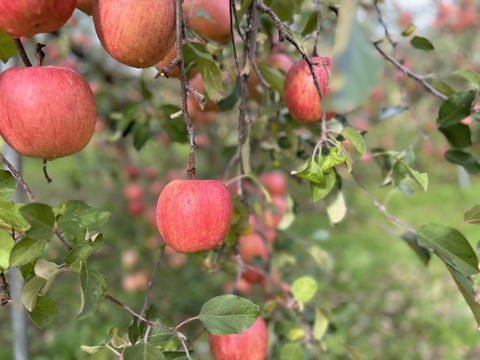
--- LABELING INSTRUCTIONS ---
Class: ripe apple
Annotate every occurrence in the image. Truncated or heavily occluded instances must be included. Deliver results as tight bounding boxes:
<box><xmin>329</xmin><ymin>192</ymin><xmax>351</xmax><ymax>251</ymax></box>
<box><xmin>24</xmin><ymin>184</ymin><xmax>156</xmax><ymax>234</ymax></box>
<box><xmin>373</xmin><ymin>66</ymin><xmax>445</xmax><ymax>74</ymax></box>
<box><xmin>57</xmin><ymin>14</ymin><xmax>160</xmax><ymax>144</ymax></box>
<box><xmin>259</xmin><ymin>171</ymin><xmax>287</xmax><ymax>196</ymax></box>
<box><xmin>209</xmin><ymin>316</ymin><xmax>268</xmax><ymax>360</ymax></box>
<box><xmin>284</xmin><ymin>56</ymin><xmax>334</xmax><ymax>123</ymax></box>
<box><xmin>76</xmin><ymin>0</ymin><xmax>93</xmax><ymax>15</ymax></box>
<box><xmin>184</xmin><ymin>0</ymin><xmax>231</xmax><ymax>44</ymax></box>
<box><xmin>156</xmin><ymin>180</ymin><xmax>233</xmax><ymax>253</ymax></box>
<box><xmin>0</xmin><ymin>0</ymin><xmax>75</xmax><ymax>37</ymax></box>
<box><xmin>92</xmin><ymin>0</ymin><xmax>175</xmax><ymax>68</ymax></box>
<box><xmin>249</xmin><ymin>53</ymin><xmax>294</xmax><ymax>101</ymax></box>
<box><xmin>0</xmin><ymin>66</ymin><xmax>96</xmax><ymax>159</ymax></box>
<box><xmin>124</xmin><ymin>183</ymin><xmax>144</xmax><ymax>202</ymax></box>
<box><xmin>239</xmin><ymin>233</ymin><xmax>269</xmax><ymax>283</ymax></box>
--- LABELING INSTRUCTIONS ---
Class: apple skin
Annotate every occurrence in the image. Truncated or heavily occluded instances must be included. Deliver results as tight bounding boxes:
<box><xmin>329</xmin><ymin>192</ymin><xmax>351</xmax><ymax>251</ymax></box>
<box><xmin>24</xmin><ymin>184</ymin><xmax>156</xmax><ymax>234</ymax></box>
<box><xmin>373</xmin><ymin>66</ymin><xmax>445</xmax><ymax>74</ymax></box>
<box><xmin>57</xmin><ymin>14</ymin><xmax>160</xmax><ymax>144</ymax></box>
<box><xmin>184</xmin><ymin>0</ymin><xmax>230</xmax><ymax>44</ymax></box>
<box><xmin>239</xmin><ymin>233</ymin><xmax>269</xmax><ymax>283</ymax></box>
<box><xmin>284</xmin><ymin>56</ymin><xmax>333</xmax><ymax>123</ymax></box>
<box><xmin>76</xmin><ymin>0</ymin><xmax>93</xmax><ymax>15</ymax></box>
<box><xmin>0</xmin><ymin>66</ymin><xmax>96</xmax><ymax>159</ymax></box>
<box><xmin>209</xmin><ymin>316</ymin><xmax>268</xmax><ymax>360</ymax></box>
<box><xmin>156</xmin><ymin>180</ymin><xmax>233</xmax><ymax>253</ymax></box>
<box><xmin>0</xmin><ymin>0</ymin><xmax>75</xmax><ymax>37</ymax></box>
<box><xmin>92</xmin><ymin>0</ymin><xmax>175</xmax><ymax>68</ymax></box>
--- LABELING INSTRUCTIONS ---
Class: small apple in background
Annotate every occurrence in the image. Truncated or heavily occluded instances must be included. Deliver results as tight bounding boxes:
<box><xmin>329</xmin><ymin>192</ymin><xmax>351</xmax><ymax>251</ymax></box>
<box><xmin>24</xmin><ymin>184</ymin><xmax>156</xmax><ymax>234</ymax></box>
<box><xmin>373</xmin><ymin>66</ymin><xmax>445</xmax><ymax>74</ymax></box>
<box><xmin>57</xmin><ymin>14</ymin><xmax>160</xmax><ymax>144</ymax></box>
<box><xmin>222</xmin><ymin>277</ymin><xmax>253</xmax><ymax>296</ymax></box>
<box><xmin>124</xmin><ymin>183</ymin><xmax>144</xmax><ymax>202</ymax></box>
<box><xmin>128</xmin><ymin>200</ymin><xmax>145</xmax><ymax>216</ymax></box>
<box><xmin>262</xmin><ymin>195</ymin><xmax>287</xmax><ymax>229</ymax></box>
<box><xmin>164</xmin><ymin>246</ymin><xmax>188</xmax><ymax>269</ymax></box>
<box><xmin>209</xmin><ymin>316</ymin><xmax>268</xmax><ymax>360</ymax></box>
<box><xmin>184</xmin><ymin>0</ymin><xmax>231</xmax><ymax>44</ymax></box>
<box><xmin>284</xmin><ymin>56</ymin><xmax>334</xmax><ymax>123</ymax></box>
<box><xmin>249</xmin><ymin>53</ymin><xmax>294</xmax><ymax>101</ymax></box>
<box><xmin>123</xmin><ymin>164</ymin><xmax>141</xmax><ymax>180</ymax></box>
<box><xmin>156</xmin><ymin>180</ymin><xmax>233</xmax><ymax>253</ymax></box>
<box><xmin>259</xmin><ymin>171</ymin><xmax>287</xmax><ymax>196</ymax></box>
<box><xmin>92</xmin><ymin>0</ymin><xmax>175</xmax><ymax>68</ymax></box>
<box><xmin>121</xmin><ymin>249</ymin><xmax>139</xmax><ymax>269</ymax></box>
<box><xmin>0</xmin><ymin>0</ymin><xmax>75</xmax><ymax>37</ymax></box>
<box><xmin>122</xmin><ymin>271</ymin><xmax>149</xmax><ymax>293</ymax></box>
<box><xmin>144</xmin><ymin>206</ymin><xmax>158</xmax><ymax>230</ymax></box>
<box><xmin>239</xmin><ymin>233</ymin><xmax>269</xmax><ymax>283</ymax></box>
<box><xmin>0</xmin><ymin>66</ymin><xmax>96</xmax><ymax>159</ymax></box>
<box><xmin>76</xmin><ymin>0</ymin><xmax>92</xmax><ymax>15</ymax></box>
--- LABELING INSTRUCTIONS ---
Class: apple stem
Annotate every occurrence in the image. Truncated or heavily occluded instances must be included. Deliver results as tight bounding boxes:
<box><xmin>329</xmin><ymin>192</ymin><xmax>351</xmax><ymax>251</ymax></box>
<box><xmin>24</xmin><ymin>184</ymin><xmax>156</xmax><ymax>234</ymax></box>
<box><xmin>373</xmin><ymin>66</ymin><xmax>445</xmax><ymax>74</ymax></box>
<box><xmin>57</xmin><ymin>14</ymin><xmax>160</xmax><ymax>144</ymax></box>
<box><xmin>35</xmin><ymin>43</ymin><xmax>46</xmax><ymax>66</ymax></box>
<box><xmin>43</xmin><ymin>159</ymin><xmax>52</xmax><ymax>183</ymax></box>
<box><xmin>13</xmin><ymin>39</ymin><xmax>33</xmax><ymax>67</ymax></box>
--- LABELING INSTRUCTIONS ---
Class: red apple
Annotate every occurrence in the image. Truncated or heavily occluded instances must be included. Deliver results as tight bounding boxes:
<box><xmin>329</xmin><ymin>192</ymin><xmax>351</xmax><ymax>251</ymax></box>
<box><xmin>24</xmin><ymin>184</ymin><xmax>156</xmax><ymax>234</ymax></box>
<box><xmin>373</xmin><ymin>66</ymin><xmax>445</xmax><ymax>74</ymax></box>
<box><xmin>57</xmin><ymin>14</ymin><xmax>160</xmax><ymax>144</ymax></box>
<box><xmin>284</xmin><ymin>56</ymin><xmax>334</xmax><ymax>123</ymax></box>
<box><xmin>92</xmin><ymin>0</ymin><xmax>175</xmax><ymax>68</ymax></box>
<box><xmin>263</xmin><ymin>195</ymin><xmax>287</xmax><ymax>229</ymax></box>
<box><xmin>128</xmin><ymin>200</ymin><xmax>145</xmax><ymax>216</ymax></box>
<box><xmin>124</xmin><ymin>183</ymin><xmax>144</xmax><ymax>202</ymax></box>
<box><xmin>76</xmin><ymin>0</ymin><xmax>92</xmax><ymax>15</ymax></box>
<box><xmin>156</xmin><ymin>180</ymin><xmax>233</xmax><ymax>253</ymax></box>
<box><xmin>209</xmin><ymin>316</ymin><xmax>268</xmax><ymax>360</ymax></box>
<box><xmin>259</xmin><ymin>171</ymin><xmax>287</xmax><ymax>196</ymax></box>
<box><xmin>0</xmin><ymin>0</ymin><xmax>75</xmax><ymax>37</ymax></box>
<box><xmin>184</xmin><ymin>0</ymin><xmax>231</xmax><ymax>44</ymax></box>
<box><xmin>124</xmin><ymin>164</ymin><xmax>140</xmax><ymax>180</ymax></box>
<box><xmin>239</xmin><ymin>233</ymin><xmax>269</xmax><ymax>283</ymax></box>
<box><xmin>0</xmin><ymin>66</ymin><xmax>96</xmax><ymax>159</ymax></box>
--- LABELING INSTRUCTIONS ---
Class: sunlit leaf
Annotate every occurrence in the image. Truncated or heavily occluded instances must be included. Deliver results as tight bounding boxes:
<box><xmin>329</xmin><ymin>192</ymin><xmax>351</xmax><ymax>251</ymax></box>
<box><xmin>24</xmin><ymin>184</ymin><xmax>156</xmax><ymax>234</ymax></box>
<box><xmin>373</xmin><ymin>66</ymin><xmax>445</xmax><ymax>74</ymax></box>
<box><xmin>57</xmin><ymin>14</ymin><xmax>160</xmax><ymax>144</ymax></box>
<box><xmin>280</xmin><ymin>343</ymin><xmax>304</xmax><ymax>360</ymax></box>
<box><xmin>401</xmin><ymin>24</ymin><xmax>416</xmax><ymax>37</ymax></box>
<box><xmin>0</xmin><ymin>199</ymin><xmax>29</xmax><ymax>232</ymax></box>
<box><xmin>340</xmin><ymin>127</ymin><xmax>366</xmax><ymax>156</ymax></box>
<box><xmin>465</xmin><ymin>206</ymin><xmax>480</xmax><ymax>225</ymax></box>
<box><xmin>0</xmin><ymin>31</ymin><xmax>17</xmax><ymax>63</ymax></box>
<box><xmin>313</xmin><ymin>309</ymin><xmax>329</xmax><ymax>340</ymax></box>
<box><xmin>0</xmin><ymin>170</ymin><xmax>17</xmax><ymax>200</ymax></box>
<box><xmin>325</xmin><ymin>188</ymin><xmax>346</xmax><ymax>224</ymax></box>
<box><xmin>0</xmin><ymin>230</ymin><xmax>14</xmax><ymax>271</ymax></box>
<box><xmin>310</xmin><ymin>170</ymin><xmax>336</xmax><ymax>202</ymax></box>
<box><xmin>292</xmin><ymin>277</ymin><xmax>318</xmax><ymax>303</ymax></box>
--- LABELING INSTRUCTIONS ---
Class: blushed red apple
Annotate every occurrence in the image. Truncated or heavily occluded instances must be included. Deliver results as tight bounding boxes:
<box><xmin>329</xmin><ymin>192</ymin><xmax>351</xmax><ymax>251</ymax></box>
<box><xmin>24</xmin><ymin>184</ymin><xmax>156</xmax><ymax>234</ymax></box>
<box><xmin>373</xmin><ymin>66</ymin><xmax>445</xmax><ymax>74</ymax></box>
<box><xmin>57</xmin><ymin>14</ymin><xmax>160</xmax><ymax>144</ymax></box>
<box><xmin>0</xmin><ymin>66</ymin><xmax>96</xmax><ymax>159</ymax></box>
<box><xmin>0</xmin><ymin>0</ymin><xmax>75</xmax><ymax>37</ymax></box>
<box><xmin>156</xmin><ymin>180</ymin><xmax>233</xmax><ymax>252</ymax></box>
<box><xmin>209</xmin><ymin>316</ymin><xmax>268</xmax><ymax>360</ymax></box>
<box><xmin>184</xmin><ymin>0</ymin><xmax>231</xmax><ymax>44</ymax></box>
<box><xmin>284</xmin><ymin>56</ymin><xmax>334</xmax><ymax>123</ymax></box>
<box><xmin>259</xmin><ymin>171</ymin><xmax>287</xmax><ymax>196</ymax></box>
<box><xmin>92</xmin><ymin>0</ymin><xmax>175</xmax><ymax>68</ymax></box>
<box><xmin>239</xmin><ymin>233</ymin><xmax>269</xmax><ymax>283</ymax></box>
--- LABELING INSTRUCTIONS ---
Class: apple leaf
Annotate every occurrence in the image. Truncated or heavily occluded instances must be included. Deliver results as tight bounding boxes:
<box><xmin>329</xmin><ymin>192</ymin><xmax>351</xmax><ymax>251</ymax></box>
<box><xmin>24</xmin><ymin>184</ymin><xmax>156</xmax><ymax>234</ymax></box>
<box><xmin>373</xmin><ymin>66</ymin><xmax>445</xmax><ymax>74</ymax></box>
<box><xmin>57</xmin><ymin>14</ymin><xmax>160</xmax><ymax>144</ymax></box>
<box><xmin>197</xmin><ymin>57</ymin><xmax>223</xmax><ymax>101</ymax></box>
<box><xmin>439</xmin><ymin>123</ymin><xmax>472</xmax><ymax>149</ymax></box>
<box><xmin>77</xmin><ymin>267</ymin><xmax>108</xmax><ymax>320</ymax></box>
<box><xmin>321</xmin><ymin>147</ymin><xmax>346</xmax><ymax>173</ymax></box>
<box><xmin>9</xmin><ymin>237</ymin><xmax>46</xmax><ymax>267</ymax></box>
<box><xmin>198</xmin><ymin>294</ymin><xmax>260</xmax><ymax>335</ymax></box>
<box><xmin>123</xmin><ymin>343</ymin><xmax>166</xmax><ymax>360</ymax></box>
<box><xmin>21</xmin><ymin>275</ymin><xmax>47</xmax><ymax>311</ymax></box>
<box><xmin>310</xmin><ymin>170</ymin><xmax>336</xmax><ymax>202</ymax></box>
<box><xmin>20</xmin><ymin>203</ymin><xmax>55</xmax><ymax>241</ymax></box>
<box><xmin>453</xmin><ymin>69</ymin><xmax>480</xmax><ymax>89</ymax></box>
<box><xmin>258</xmin><ymin>62</ymin><xmax>286</xmax><ymax>96</ymax></box>
<box><xmin>437</xmin><ymin>90</ymin><xmax>476</xmax><ymax>128</ymax></box>
<box><xmin>376</xmin><ymin>151</ymin><xmax>428</xmax><ymax>191</ymax></box>
<box><xmin>80</xmin><ymin>345</ymin><xmax>107</xmax><ymax>355</ymax></box>
<box><xmin>313</xmin><ymin>309</ymin><xmax>329</xmax><ymax>341</ymax></box>
<box><xmin>444</xmin><ymin>150</ymin><xmax>480</xmax><ymax>174</ymax></box>
<box><xmin>269</xmin><ymin>0</ymin><xmax>302</xmax><ymax>22</ymax></box>
<box><xmin>417</xmin><ymin>224</ymin><xmax>478</xmax><ymax>276</ymax></box>
<box><xmin>378</xmin><ymin>105</ymin><xmax>409</xmax><ymax>121</ymax></box>
<box><xmin>340</xmin><ymin>127</ymin><xmax>366</xmax><ymax>156</ymax></box>
<box><xmin>0</xmin><ymin>199</ymin><xmax>30</xmax><ymax>233</ymax></box>
<box><xmin>0</xmin><ymin>170</ymin><xmax>17</xmax><ymax>200</ymax></box>
<box><xmin>325</xmin><ymin>188</ymin><xmax>347</xmax><ymax>225</ymax></box>
<box><xmin>280</xmin><ymin>343</ymin><xmax>304</xmax><ymax>360</ymax></box>
<box><xmin>55</xmin><ymin>200</ymin><xmax>110</xmax><ymax>239</ymax></box>
<box><xmin>28</xmin><ymin>295</ymin><xmax>58</xmax><ymax>329</ymax></box>
<box><xmin>401</xmin><ymin>24</ymin><xmax>416</xmax><ymax>37</ymax></box>
<box><xmin>410</xmin><ymin>36</ymin><xmax>434</xmax><ymax>51</ymax></box>
<box><xmin>465</xmin><ymin>206</ymin><xmax>480</xmax><ymax>225</ymax></box>
<box><xmin>292</xmin><ymin>276</ymin><xmax>318</xmax><ymax>303</ymax></box>
<box><xmin>291</xmin><ymin>156</ymin><xmax>324</xmax><ymax>184</ymax></box>
<box><xmin>399</xmin><ymin>232</ymin><xmax>431</xmax><ymax>266</ymax></box>
<box><xmin>0</xmin><ymin>31</ymin><xmax>17</xmax><ymax>64</ymax></box>
<box><xmin>430</xmin><ymin>80</ymin><xmax>456</xmax><ymax>97</ymax></box>
<box><xmin>0</xmin><ymin>230</ymin><xmax>13</xmax><ymax>271</ymax></box>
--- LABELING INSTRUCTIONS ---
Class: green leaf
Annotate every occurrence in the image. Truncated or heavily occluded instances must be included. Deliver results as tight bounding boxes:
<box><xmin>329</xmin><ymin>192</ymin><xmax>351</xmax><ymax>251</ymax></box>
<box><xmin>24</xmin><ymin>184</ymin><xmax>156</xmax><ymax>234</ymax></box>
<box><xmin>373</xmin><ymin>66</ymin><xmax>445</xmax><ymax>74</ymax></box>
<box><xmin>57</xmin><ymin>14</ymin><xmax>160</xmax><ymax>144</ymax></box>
<box><xmin>340</xmin><ymin>127</ymin><xmax>366</xmax><ymax>156</ymax></box>
<box><xmin>453</xmin><ymin>69</ymin><xmax>480</xmax><ymax>89</ymax></box>
<box><xmin>258</xmin><ymin>62</ymin><xmax>286</xmax><ymax>96</ymax></box>
<box><xmin>109</xmin><ymin>327</ymin><xmax>127</xmax><ymax>348</ymax></box>
<box><xmin>465</xmin><ymin>206</ymin><xmax>480</xmax><ymax>225</ymax></box>
<box><xmin>437</xmin><ymin>90</ymin><xmax>476</xmax><ymax>128</ymax></box>
<box><xmin>80</xmin><ymin>345</ymin><xmax>106</xmax><ymax>354</ymax></box>
<box><xmin>0</xmin><ymin>170</ymin><xmax>17</xmax><ymax>200</ymax></box>
<box><xmin>147</xmin><ymin>326</ymin><xmax>175</xmax><ymax>346</ymax></box>
<box><xmin>321</xmin><ymin>147</ymin><xmax>346</xmax><ymax>173</ymax></box>
<box><xmin>10</xmin><ymin>237</ymin><xmax>46</xmax><ymax>267</ymax></box>
<box><xmin>325</xmin><ymin>12</ymin><xmax>384</xmax><ymax>113</ymax></box>
<box><xmin>77</xmin><ymin>267</ymin><xmax>108</xmax><ymax>320</ymax></box>
<box><xmin>417</xmin><ymin>224</ymin><xmax>478</xmax><ymax>276</ymax></box>
<box><xmin>0</xmin><ymin>31</ymin><xmax>18</xmax><ymax>63</ymax></box>
<box><xmin>439</xmin><ymin>123</ymin><xmax>472</xmax><ymax>148</ymax></box>
<box><xmin>378</xmin><ymin>105</ymin><xmax>408</xmax><ymax>121</ymax></box>
<box><xmin>313</xmin><ymin>309</ymin><xmax>329</xmax><ymax>340</ymax></box>
<box><xmin>302</xmin><ymin>11</ymin><xmax>318</xmax><ymax>36</ymax></box>
<box><xmin>123</xmin><ymin>343</ymin><xmax>166</xmax><ymax>360</ymax></box>
<box><xmin>56</xmin><ymin>200</ymin><xmax>110</xmax><ymax>239</ymax></box>
<box><xmin>291</xmin><ymin>157</ymin><xmax>324</xmax><ymax>184</ymax></box>
<box><xmin>400</xmin><ymin>232</ymin><xmax>431</xmax><ymax>266</ymax></box>
<box><xmin>401</xmin><ymin>23</ymin><xmax>416</xmax><ymax>37</ymax></box>
<box><xmin>0</xmin><ymin>230</ymin><xmax>14</xmax><ymax>271</ymax></box>
<box><xmin>34</xmin><ymin>259</ymin><xmax>64</xmax><ymax>295</ymax></box>
<box><xmin>291</xmin><ymin>276</ymin><xmax>318</xmax><ymax>303</ymax></box>
<box><xmin>280</xmin><ymin>343</ymin><xmax>304</xmax><ymax>360</ymax></box>
<box><xmin>269</xmin><ymin>0</ymin><xmax>301</xmax><ymax>22</ymax></box>
<box><xmin>28</xmin><ymin>295</ymin><xmax>58</xmax><ymax>328</ymax></box>
<box><xmin>128</xmin><ymin>317</ymin><xmax>140</xmax><ymax>345</ymax></box>
<box><xmin>410</xmin><ymin>36</ymin><xmax>434</xmax><ymax>51</ymax></box>
<box><xmin>378</xmin><ymin>151</ymin><xmax>428</xmax><ymax>191</ymax></box>
<box><xmin>444</xmin><ymin>150</ymin><xmax>480</xmax><ymax>174</ymax></box>
<box><xmin>446</xmin><ymin>265</ymin><xmax>480</xmax><ymax>329</ymax></box>
<box><xmin>310</xmin><ymin>170</ymin><xmax>336</xmax><ymax>202</ymax></box>
<box><xmin>198</xmin><ymin>294</ymin><xmax>260</xmax><ymax>335</ymax></box>
<box><xmin>197</xmin><ymin>57</ymin><xmax>223</xmax><ymax>101</ymax></box>
<box><xmin>20</xmin><ymin>203</ymin><xmax>55</xmax><ymax>241</ymax></box>
<box><xmin>430</xmin><ymin>80</ymin><xmax>456</xmax><ymax>97</ymax></box>
<box><xmin>0</xmin><ymin>199</ymin><xmax>30</xmax><ymax>232</ymax></box>
<box><xmin>21</xmin><ymin>276</ymin><xmax>47</xmax><ymax>311</ymax></box>
<box><xmin>325</xmin><ymin>188</ymin><xmax>346</xmax><ymax>224</ymax></box>
<box><xmin>132</xmin><ymin>122</ymin><xmax>150</xmax><ymax>151</ymax></box>
<box><xmin>218</xmin><ymin>79</ymin><xmax>240</xmax><ymax>110</ymax></box>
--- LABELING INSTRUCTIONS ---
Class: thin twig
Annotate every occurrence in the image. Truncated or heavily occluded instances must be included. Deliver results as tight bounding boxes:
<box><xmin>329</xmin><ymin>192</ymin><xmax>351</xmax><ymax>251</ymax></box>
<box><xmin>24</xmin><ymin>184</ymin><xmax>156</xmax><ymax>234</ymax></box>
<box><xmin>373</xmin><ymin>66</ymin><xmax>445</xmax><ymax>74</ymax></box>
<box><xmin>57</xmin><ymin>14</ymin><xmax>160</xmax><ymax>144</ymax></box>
<box><xmin>140</xmin><ymin>249</ymin><xmax>165</xmax><ymax>318</ymax></box>
<box><xmin>13</xmin><ymin>39</ymin><xmax>32</xmax><ymax>67</ymax></box>
<box><xmin>0</xmin><ymin>153</ymin><xmax>36</xmax><ymax>202</ymax></box>
<box><xmin>373</xmin><ymin>41</ymin><xmax>448</xmax><ymax>101</ymax></box>
<box><xmin>373</xmin><ymin>1</ymin><xmax>397</xmax><ymax>48</ymax></box>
